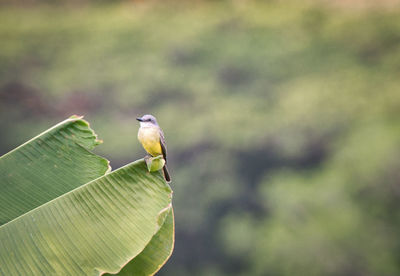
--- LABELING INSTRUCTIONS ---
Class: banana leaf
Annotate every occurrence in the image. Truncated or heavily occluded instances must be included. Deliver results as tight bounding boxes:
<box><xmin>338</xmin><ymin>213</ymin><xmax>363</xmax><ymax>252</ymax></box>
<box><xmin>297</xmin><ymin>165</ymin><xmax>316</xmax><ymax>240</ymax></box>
<box><xmin>0</xmin><ymin>116</ymin><xmax>110</xmax><ymax>225</ymax></box>
<box><xmin>0</xmin><ymin>116</ymin><xmax>174</xmax><ymax>275</ymax></box>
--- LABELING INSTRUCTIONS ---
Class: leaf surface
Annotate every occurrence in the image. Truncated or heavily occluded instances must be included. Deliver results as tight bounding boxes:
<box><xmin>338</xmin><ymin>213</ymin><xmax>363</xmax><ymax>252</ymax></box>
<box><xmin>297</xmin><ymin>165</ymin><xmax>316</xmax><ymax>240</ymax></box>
<box><xmin>0</xmin><ymin>117</ymin><xmax>174</xmax><ymax>275</ymax></box>
<box><xmin>0</xmin><ymin>116</ymin><xmax>109</xmax><ymax>225</ymax></box>
<box><xmin>0</xmin><ymin>160</ymin><xmax>172</xmax><ymax>275</ymax></box>
<box><xmin>113</xmin><ymin>208</ymin><xmax>175</xmax><ymax>276</ymax></box>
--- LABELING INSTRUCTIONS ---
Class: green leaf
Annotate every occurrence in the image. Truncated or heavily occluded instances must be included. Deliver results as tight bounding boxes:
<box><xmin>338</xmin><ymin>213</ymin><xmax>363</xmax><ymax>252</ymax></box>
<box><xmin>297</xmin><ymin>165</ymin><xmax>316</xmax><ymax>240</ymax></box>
<box><xmin>0</xmin><ymin>117</ymin><xmax>174</xmax><ymax>275</ymax></box>
<box><xmin>0</xmin><ymin>116</ymin><xmax>110</xmax><ymax>225</ymax></box>
<box><xmin>0</xmin><ymin>160</ymin><xmax>173</xmax><ymax>275</ymax></box>
<box><xmin>145</xmin><ymin>155</ymin><xmax>166</xmax><ymax>172</ymax></box>
<box><xmin>114</xmin><ymin>208</ymin><xmax>175</xmax><ymax>276</ymax></box>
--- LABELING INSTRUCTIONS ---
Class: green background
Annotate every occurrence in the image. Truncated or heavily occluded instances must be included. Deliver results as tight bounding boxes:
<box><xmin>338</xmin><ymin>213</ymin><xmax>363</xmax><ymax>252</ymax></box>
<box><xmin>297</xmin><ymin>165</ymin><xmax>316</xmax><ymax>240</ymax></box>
<box><xmin>1</xmin><ymin>0</ymin><xmax>400</xmax><ymax>275</ymax></box>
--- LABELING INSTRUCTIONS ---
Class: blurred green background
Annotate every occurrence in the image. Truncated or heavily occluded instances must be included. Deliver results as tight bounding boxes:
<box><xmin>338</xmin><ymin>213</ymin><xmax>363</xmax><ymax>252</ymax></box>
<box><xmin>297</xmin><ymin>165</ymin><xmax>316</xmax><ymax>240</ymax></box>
<box><xmin>1</xmin><ymin>0</ymin><xmax>400</xmax><ymax>275</ymax></box>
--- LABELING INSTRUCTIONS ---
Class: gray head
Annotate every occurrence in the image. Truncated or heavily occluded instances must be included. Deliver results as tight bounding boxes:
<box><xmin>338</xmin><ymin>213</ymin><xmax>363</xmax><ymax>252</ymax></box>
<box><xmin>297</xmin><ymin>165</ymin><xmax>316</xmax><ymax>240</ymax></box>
<box><xmin>136</xmin><ymin>114</ymin><xmax>158</xmax><ymax>126</ymax></box>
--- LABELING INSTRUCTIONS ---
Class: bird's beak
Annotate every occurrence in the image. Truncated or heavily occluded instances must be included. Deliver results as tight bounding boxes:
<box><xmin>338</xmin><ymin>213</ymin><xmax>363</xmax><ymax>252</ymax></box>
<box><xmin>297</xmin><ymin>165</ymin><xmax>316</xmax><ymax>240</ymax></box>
<box><xmin>136</xmin><ymin>117</ymin><xmax>143</xmax><ymax>122</ymax></box>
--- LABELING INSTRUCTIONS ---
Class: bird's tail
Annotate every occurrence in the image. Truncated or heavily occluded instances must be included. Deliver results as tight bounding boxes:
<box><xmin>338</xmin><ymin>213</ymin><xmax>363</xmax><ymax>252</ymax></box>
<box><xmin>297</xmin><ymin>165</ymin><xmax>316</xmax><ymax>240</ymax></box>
<box><xmin>163</xmin><ymin>165</ymin><xmax>171</xmax><ymax>183</ymax></box>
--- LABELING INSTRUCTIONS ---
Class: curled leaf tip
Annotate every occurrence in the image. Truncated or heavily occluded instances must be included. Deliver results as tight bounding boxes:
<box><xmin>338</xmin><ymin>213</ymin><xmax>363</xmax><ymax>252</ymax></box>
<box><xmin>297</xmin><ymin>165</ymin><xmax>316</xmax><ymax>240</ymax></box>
<box><xmin>145</xmin><ymin>155</ymin><xmax>166</xmax><ymax>172</ymax></box>
<box><xmin>69</xmin><ymin>115</ymin><xmax>84</xmax><ymax>120</ymax></box>
<box><xmin>96</xmin><ymin>139</ymin><xmax>104</xmax><ymax>145</ymax></box>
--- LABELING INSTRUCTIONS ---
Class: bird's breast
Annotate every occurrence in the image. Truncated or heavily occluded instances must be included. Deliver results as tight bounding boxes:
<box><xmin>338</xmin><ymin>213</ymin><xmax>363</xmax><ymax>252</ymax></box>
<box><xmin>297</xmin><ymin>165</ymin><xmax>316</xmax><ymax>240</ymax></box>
<box><xmin>138</xmin><ymin>126</ymin><xmax>162</xmax><ymax>156</ymax></box>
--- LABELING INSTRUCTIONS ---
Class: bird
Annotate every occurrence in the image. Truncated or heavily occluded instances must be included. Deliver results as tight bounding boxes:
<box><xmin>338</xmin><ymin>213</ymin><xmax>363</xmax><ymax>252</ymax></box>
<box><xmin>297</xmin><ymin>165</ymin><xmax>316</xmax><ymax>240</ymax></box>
<box><xmin>136</xmin><ymin>114</ymin><xmax>171</xmax><ymax>182</ymax></box>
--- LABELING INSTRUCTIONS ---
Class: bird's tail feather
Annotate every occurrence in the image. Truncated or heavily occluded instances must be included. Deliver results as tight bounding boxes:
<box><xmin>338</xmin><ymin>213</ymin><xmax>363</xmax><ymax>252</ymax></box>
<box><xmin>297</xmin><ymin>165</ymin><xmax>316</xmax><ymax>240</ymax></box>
<box><xmin>163</xmin><ymin>165</ymin><xmax>171</xmax><ymax>183</ymax></box>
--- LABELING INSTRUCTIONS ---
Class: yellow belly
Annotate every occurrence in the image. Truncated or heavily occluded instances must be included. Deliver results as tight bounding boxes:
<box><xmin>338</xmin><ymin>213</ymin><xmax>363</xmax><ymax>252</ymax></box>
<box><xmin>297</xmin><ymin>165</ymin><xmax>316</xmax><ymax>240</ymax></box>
<box><xmin>138</xmin><ymin>126</ymin><xmax>162</xmax><ymax>157</ymax></box>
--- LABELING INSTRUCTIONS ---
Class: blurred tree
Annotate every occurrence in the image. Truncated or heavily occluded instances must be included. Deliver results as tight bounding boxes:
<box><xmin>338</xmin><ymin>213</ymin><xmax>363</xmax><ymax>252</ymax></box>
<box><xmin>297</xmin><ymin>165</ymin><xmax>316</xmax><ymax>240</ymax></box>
<box><xmin>1</xmin><ymin>1</ymin><xmax>400</xmax><ymax>275</ymax></box>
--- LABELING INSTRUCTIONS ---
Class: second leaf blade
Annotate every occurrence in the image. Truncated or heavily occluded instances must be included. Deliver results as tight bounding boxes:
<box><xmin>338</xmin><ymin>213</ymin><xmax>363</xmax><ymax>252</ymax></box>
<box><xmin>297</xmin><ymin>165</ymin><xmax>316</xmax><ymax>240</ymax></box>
<box><xmin>0</xmin><ymin>160</ymin><xmax>172</xmax><ymax>275</ymax></box>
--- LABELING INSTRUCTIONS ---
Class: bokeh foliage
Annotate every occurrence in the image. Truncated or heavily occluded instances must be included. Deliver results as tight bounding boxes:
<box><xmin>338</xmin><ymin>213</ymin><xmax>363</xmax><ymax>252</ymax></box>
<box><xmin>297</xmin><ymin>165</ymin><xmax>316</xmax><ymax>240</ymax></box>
<box><xmin>1</xmin><ymin>0</ymin><xmax>400</xmax><ymax>275</ymax></box>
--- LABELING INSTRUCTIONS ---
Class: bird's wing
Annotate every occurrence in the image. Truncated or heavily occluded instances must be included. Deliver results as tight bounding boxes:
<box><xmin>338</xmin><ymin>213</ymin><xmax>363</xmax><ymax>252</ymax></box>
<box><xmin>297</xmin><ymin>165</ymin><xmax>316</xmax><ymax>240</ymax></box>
<box><xmin>159</xmin><ymin>127</ymin><xmax>168</xmax><ymax>163</ymax></box>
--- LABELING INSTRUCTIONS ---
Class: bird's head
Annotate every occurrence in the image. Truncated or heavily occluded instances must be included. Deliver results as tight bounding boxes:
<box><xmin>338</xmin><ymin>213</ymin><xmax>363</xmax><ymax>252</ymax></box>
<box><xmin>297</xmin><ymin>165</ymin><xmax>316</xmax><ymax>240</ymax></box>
<box><xmin>136</xmin><ymin>114</ymin><xmax>158</xmax><ymax>126</ymax></box>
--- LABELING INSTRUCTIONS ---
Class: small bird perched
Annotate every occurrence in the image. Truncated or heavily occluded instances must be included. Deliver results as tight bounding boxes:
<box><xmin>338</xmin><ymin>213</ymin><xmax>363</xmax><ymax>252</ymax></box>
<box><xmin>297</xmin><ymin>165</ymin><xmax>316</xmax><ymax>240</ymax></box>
<box><xmin>136</xmin><ymin>114</ymin><xmax>171</xmax><ymax>182</ymax></box>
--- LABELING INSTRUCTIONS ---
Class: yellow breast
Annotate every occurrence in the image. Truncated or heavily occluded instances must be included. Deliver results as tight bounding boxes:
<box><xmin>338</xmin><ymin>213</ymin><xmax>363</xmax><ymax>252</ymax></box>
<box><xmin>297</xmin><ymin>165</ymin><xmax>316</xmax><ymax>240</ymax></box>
<box><xmin>138</xmin><ymin>126</ymin><xmax>162</xmax><ymax>157</ymax></box>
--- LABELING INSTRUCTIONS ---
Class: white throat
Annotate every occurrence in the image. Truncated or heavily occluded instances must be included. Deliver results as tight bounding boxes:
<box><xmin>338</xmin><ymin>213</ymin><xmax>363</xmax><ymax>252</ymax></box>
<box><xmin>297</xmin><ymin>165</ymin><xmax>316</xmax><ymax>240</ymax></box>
<box><xmin>140</xmin><ymin>122</ymin><xmax>157</xmax><ymax>128</ymax></box>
